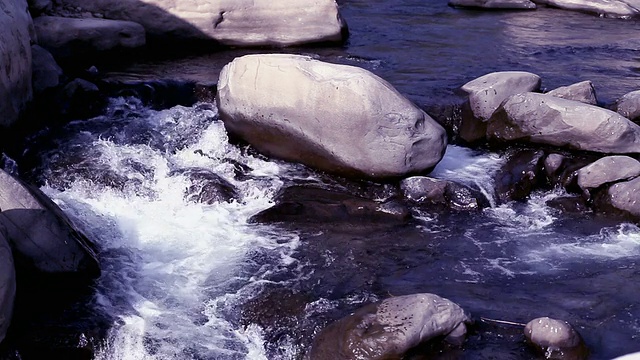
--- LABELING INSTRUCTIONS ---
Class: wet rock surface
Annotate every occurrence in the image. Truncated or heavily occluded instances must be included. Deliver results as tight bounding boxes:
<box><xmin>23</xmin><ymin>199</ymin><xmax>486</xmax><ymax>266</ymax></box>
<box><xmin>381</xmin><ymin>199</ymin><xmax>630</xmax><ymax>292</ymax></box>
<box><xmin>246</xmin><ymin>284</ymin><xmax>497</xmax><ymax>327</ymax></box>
<box><xmin>449</xmin><ymin>0</ymin><xmax>537</xmax><ymax>9</ymax></box>
<box><xmin>0</xmin><ymin>224</ymin><xmax>16</xmax><ymax>344</ymax></box>
<box><xmin>524</xmin><ymin>317</ymin><xmax>587</xmax><ymax>359</ymax></box>
<box><xmin>170</xmin><ymin>168</ymin><xmax>239</xmax><ymax>204</ymax></box>
<box><xmin>310</xmin><ymin>293</ymin><xmax>471</xmax><ymax>360</ymax></box>
<box><xmin>494</xmin><ymin>149</ymin><xmax>545</xmax><ymax>203</ymax></box>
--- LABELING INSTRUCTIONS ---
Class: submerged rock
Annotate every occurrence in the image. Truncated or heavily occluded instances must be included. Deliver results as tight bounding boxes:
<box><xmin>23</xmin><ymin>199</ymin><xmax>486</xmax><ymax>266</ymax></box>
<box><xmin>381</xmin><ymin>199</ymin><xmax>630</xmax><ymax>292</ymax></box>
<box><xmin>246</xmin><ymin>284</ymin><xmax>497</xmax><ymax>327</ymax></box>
<box><xmin>576</xmin><ymin>156</ymin><xmax>640</xmax><ymax>197</ymax></box>
<box><xmin>251</xmin><ymin>185</ymin><xmax>410</xmax><ymax>225</ymax></box>
<box><xmin>546</xmin><ymin>80</ymin><xmax>598</xmax><ymax>105</ymax></box>
<box><xmin>59</xmin><ymin>0</ymin><xmax>348</xmax><ymax>47</ymax></box>
<box><xmin>400</xmin><ymin>176</ymin><xmax>489</xmax><ymax>210</ymax></box>
<box><xmin>494</xmin><ymin>149</ymin><xmax>545</xmax><ymax>203</ymax></box>
<box><xmin>616</xmin><ymin>89</ymin><xmax>640</xmax><ymax>122</ymax></box>
<box><xmin>33</xmin><ymin>16</ymin><xmax>145</xmax><ymax>58</ymax></box>
<box><xmin>0</xmin><ymin>169</ymin><xmax>100</xmax><ymax>277</ymax></box>
<box><xmin>310</xmin><ymin>293</ymin><xmax>471</xmax><ymax>360</ymax></box>
<box><xmin>170</xmin><ymin>168</ymin><xmax>239</xmax><ymax>204</ymax></box>
<box><xmin>532</xmin><ymin>0</ymin><xmax>640</xmax><ymax>18</ymax></box>
<box><xmin>524</xmin><ymin>317</ymin><xmax>588</xmax><ymax>359</ymax></box>
<box><xmin>0</xmin><ymin>223</ymin><xmax>16</xmax><ymax>344</ymax></box>
<box><xmin>0</xmin><ymin>0</ymin><xmax>33</xmax><ymax>127</ymax></box>
<box><xmin>217</xmin><ymin>54</ymin><xmax>447</xmax><ymax>179</ymax></box>
<box><xmin>459</xmin><ymin>71</ymin><xmax>541</xmax><ymax>143</ymax></box>
<box><xmin>449</xmin><ymin>0</ymin><xmax>536</xmax><ymax>9</ymax></box>
<box><xmin>31</xmin><ymin>45</ymin><xmax>63</xmax><ymax>94</ymax></box>
<box><xmin>546</xmin><ymin>196</ymin><xmax>589</xmax><ymax>214</ymax></box>
<box><xmin>487</xmin><ymin>92</ymin><xmax>640</xmax><ymax>154</ymax></box>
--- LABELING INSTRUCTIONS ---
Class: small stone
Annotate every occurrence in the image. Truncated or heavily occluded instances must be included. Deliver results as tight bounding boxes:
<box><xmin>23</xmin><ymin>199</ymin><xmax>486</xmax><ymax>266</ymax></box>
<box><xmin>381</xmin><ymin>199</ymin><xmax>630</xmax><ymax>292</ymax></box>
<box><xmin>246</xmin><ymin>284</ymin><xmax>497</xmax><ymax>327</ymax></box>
<box><xmin>524</xmin><ymin>317</ymin><xmax>588</xmax><ymax>359</ymax></box>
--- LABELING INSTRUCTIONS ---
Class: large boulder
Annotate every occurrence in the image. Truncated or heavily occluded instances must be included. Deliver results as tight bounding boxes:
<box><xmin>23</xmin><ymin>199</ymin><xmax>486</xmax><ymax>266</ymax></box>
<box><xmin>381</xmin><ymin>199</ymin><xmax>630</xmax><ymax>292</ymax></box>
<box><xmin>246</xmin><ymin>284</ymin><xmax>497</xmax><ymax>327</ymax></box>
<box><xmin>576</xmin><ymin>156</ymin><xmax>640</xmax><ymax>197</ymax></box>
<box><xmin>0</xmin><ymin>223</ymin><xmax>16</xmax><ymax>344</ymax></box>
<box><xmin>58</xmin><ymin>0</ymin><xmax>347</xmax><ymax>47</ymax></box>
<box><xmin>524</xmin><ymin>317</ymin><xmax>587</xmax><ymax>359</ymax></box>
<box><xmin>449</xmin><ymin>0</ymin><xmax>536</xmax><ymax>9</ymax></box>
<box><xmin>546</xmin><ymin>80</ymin><xmax>598</xmax><ymax>106</ymax></box>
<box><xmin>0</xmin><ymin>0</ymin><xmax>34</xmax><ymax>127</ymax></box>
<box><xmin>616</xmin><ymin>89</ymin><xmax>640</xmax><ymax>122</ymax></box>
<box><xmin>487</xmin><ymin>92</ymin><xmax>640</xmax><ymax>153</ymax></box>
<box><xmin>532</xmin><ymin>0</ymin><xmax>640</xmax><ymax>18</ymax></box>
<box><xmin>310</xmin><ymin>293</ymin><xmax>471</xmax><ymax>359</ymax></box>
<box><xmin>34</xmin><ymin>16</ymin><xmax>145</xmax><ymax>59</ymax></box>
<box><xmin>217</xmin><ymin>54</ymin><xmax>447</xmax><ymax>179</ymax></box>
<box><xmin>0</xmin><ymin>169</ymin><xmax>100</xmax><ymax>277</ymax></box>
<box><xmin>459</xmin><ymin>71</ymin><xmax>541</xmax><ymax>143</ymax></box>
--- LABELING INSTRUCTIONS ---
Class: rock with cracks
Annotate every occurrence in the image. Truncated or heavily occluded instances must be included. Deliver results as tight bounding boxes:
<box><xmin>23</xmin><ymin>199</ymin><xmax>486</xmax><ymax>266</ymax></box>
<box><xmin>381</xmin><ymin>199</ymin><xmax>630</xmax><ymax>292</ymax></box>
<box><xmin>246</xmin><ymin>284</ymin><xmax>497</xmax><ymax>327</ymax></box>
<box><xmin>216</xmin><ymin>54</ymin><xmax>447</xmax><ymax>179</ymax></box>
<box><xmin>487</xmin><ymin>92</ymin><xmax>640</xmax><ymax>154</ymax></box>
<box><xmin>58</xmin><ymin>0</ymin><xmax>348</xmax><ymax>47</ymax></box>
<box><xmin>310</xmin><ymin>293</ymin><xmax>471</xmax><ymax>360</ymax></box>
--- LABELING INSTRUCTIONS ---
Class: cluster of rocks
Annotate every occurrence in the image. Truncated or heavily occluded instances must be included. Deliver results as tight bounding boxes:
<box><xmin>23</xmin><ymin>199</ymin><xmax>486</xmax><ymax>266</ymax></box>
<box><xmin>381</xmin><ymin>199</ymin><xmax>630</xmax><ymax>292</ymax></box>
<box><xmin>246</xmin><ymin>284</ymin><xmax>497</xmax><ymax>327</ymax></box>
<box><xmin>0</xmin><ymin>169</ymin><xmax>100</xmax><ymax>343</ymax></box>
<box><xmin>309</xmin><ymin>292</ymin><xmax>587</xmax><ymax>360</ymax></box>
<box><xmin>449</xmin><ymin>0</ymin><xmax>640</xmax><ymax>18</ymax></box>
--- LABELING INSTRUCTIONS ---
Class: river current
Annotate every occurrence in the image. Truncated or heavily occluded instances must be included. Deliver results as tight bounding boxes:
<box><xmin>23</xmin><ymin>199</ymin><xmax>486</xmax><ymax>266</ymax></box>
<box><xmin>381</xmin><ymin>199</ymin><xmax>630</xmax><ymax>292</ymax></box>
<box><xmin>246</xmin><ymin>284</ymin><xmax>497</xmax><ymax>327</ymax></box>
<box><xmin>8</xmin><ymin>0</ymin><xmax>640</xmax><ymax>359</ymax></box>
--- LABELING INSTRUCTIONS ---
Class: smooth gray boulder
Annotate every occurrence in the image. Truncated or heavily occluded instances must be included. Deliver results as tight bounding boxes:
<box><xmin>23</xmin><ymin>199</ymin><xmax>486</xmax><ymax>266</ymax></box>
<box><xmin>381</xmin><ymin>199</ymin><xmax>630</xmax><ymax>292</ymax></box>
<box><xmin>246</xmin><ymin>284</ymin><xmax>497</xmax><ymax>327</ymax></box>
<box><xmin>58</xmin><ymin>0</ymin><xmax>347</xmax><ymax>47</ymax></box>
<box><xmin>460</xmin><ymin>71</ymin><xmax>541</xmax><ymax>143</ymax></box>
<box><xmin>547</xmin><ymin>80</ymin><xmax>598</xmax><ymax>105</ymax></box>
<box><xmin>310</xmin><ymin>293</ymin><xmax>471</xmax><ymax>359</ymax></box>
<box><xmin>449</xmin><ymin>0</ymin><xmax>536</xmax><ymax>9</ymax></box>
<box><xmin>616</xmin><ymin>90</ymin><xmax>640</xmax><ymax>122</ymax></box>
<box><xmin>595</xmin><ymin>176</ymin><xmax>640</xmax><ymax>218</ymax></box>
<box><xmin>524</xmin><ymin>317</ymin><xmax>587</xmax><ymax>359</ymax></box>
<box><xmin>487</xmin><ymin>92</ymin><xmax>640</xmax><ymax>153</ymax></box>
<box><xmin>532</xmin><ymin>0</ymin><xmax>640</xmax><ymax>18</ymax></box>
<box><xmin>33</xmin><ymin>16</ymin><xmax>145</xmax><ymax>58</ymax></box>
<box><xmin>0</xmin><ymin>169</ymin><xmax>99</xmax><ymax>276</ymax></box>
<box><xmin>0</xmin><ymin>0</ymin><xmax>34</xmax><ymax>127</ymax></box>
<box><xmin>217</xmin><ymin>54</ymin><xmax>447</xmax><ymax>179</ymax></box>
<box><xmin>576</xmin><ymin>156</ymin><xmax>640</xmax><ymax>196</ymax></box>
<box><xmin>31</xmin><ymin>44</ymin><xmax>63</xmax><ymax>94</ymax></box>
<box><xmin>0</xmin><ymin>223</ymin><xmax>16</xmax><ymax>344</ymax></box>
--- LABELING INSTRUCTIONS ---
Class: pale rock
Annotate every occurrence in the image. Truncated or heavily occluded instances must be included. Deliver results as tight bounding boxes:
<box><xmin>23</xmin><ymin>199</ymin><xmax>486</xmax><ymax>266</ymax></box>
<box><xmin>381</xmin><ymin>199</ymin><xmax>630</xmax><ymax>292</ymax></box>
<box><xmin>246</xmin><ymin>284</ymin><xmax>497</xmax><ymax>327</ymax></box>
<box><xmin>576</xmin><ymin>156</ymin><xmax>640</xmax><ymax>195</ymax></box>
<box><xmin>216</xmin><ymin>54</ymin><xmax>447</xmax><ymax>179</ymax></box>
<box><xmin>616</xmin><ymin>89</ymin><xmax>640</xmax><ymax>122</ymax></box>
<box><xmin>532</xmin><ymin>0</ymin><xmax>640</xmax><ymax>18</ymax></box>
<box><xmin>487</xmin><ymin>92</ymin><xmax>640</xmax><ymax>153</ymax></box>
<box><xmin>450</xmin><ymin>0</ymin><xmax>536</xmax><ymax>9</ymax></box>
<box><xmin>524</xmin><ymin>317</ymin><xmax>587</xmax><ymax>359</ymax></box>
<box><xmin>546</xmin><ymin>80</ymin><xmax>598</xmax><ymax>105</ymax></box>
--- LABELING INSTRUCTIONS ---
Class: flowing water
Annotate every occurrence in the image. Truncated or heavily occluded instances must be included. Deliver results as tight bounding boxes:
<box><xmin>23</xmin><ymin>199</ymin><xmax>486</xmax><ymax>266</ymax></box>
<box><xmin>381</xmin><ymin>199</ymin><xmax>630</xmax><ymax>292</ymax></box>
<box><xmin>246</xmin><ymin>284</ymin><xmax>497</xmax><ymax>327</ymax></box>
<box><xmin>7</xmin><ymin>1</ymin><xmax>640</xmax><ymax>359</ymax></box>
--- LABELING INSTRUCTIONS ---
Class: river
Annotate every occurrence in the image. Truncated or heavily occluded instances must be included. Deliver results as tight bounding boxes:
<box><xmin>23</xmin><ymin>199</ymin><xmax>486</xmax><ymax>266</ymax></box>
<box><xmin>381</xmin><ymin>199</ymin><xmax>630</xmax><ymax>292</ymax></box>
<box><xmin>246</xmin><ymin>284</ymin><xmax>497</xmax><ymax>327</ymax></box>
<box><xmin>6</xmin><ymin>0</ymin><xmax>640</xmax><ymax>359</ymax></box>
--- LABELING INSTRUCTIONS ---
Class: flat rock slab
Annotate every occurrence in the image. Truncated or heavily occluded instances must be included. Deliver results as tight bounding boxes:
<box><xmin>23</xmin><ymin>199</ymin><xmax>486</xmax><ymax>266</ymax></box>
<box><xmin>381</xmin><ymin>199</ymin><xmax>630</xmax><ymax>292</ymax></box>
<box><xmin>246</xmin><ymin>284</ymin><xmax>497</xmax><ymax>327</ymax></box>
<box><xmin>487</xmin><ymin>92</ymin><xmax>640</xmax><ymax>153</ymax></box>
<box><xmin>217</xmin><ymin>54</ymin><xmax>447</xmax><ymax>179</ymax></box>
<box><xmin>34</xmin><ymin>16</ymin><xmax>145</xmax><ymax>58</ymax></box>
<box><xmin>59</xmin><ymin>0</ymin><xmax>347</xmax><ymax>47</ymax></box>
<box><xmin>310</xmin><ymin>293</ymin><xmax>471</xmax><ymax>360</ymax></box>
<box><xmin>576</xmin><ymin>156</ymin><xmax>640</xmax><ymax>194</ymax></box>
<box><xmin>533</xmin><ymin>0</ymin><xmax>640</xmax><ymax>18</ymax></box>
<box><xmin>0</xmin><ymin>169</ymin><xmax>100</xmax><ymax>276</ymax></box>
<box><xmin>450</xmin><ymin>0</ymin><xmax>536</xmax><ymax>9</ymax></box>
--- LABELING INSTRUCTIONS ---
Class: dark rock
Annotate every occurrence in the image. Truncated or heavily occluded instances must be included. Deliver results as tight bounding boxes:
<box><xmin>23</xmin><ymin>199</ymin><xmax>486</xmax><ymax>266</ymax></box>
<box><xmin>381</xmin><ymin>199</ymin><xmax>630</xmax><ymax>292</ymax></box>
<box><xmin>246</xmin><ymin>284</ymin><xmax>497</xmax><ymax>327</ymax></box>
<box><xmin>170</xmin><ymin>168</ymin><xmax>239</xmax><ymax>204</ymax></box>
<box><xmin>31</xmin><ymin>45</ymin><xmax>63</xmax><ymax>94</ymax></box>
<box><xmin>251</xmin><ymin>185</ymin><xmax>411</xmax><ymax>225</ymax></box>
<box><xmin>0</xmin><ymin>222</ymin><xmax>16</xmax><ymax>344</ymax></box>
<box><xmin>487</xmin><ymin>93</ymin><xmax>640</xmax><ymax>154</ymax></box>
<box><xmin>61</xmin><ymin>78</ymin><xmax>104</xmax><ymax>119</ymax></box>
<box><xmin>524</xmin><ymin>317</ymin><xmax>588</xmax><ymax>359</ymax></box>
<box><xmin>0</xmin><ymin>169</ymin><xmax>100</xmax><ymax>277</ymax></box>
<box><xmin>459</xmin><ymin>71</ymin><xmax>541</xmax><ymax>143</ymax></box>
<box><xmin>494</xmin><ymin>150</ymin><xmax>545</xmax><ymax>203</ymax></box>
<box><xmin>241</xmin><ymin>287</ymin><xmax>311</xmax><ymax>331</ymax></box>
<box><xmin>400</xmin><ymin>176</ymin><xmax>489</xmax><ymax>210</ymax></box>
<box><xmin>445</xmin><ymin>182</ymin><xmax>490</xmax><ymax>210</ymax></box>
<box><xmin>310</xmin><ymin>293</ymin><xmax>471</xmax><ymax>360</ymax></box>
<box><xmin>546</xmin><ymin>196</ymin><xmax>589</xmax><ymax>214</ymax></box>
<box><xmin>27</xmin><ymin>0</ymin><xmax>52</xmax><ymax>14</ymax></box>
<box><xmin>546</xmin><ymin>80</ymin><xmax>598</xmax><ymax>105</ymax></box>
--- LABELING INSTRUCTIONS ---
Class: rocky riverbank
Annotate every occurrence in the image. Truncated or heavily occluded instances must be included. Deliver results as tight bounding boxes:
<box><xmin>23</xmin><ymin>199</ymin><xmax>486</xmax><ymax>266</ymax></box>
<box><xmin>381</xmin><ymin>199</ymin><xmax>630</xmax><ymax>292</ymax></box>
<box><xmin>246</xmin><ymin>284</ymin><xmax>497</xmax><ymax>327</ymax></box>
<box><xmin>3</xmin><ymin>0</ymin><xmax>640</xmax><ymax>358</ymax></box>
